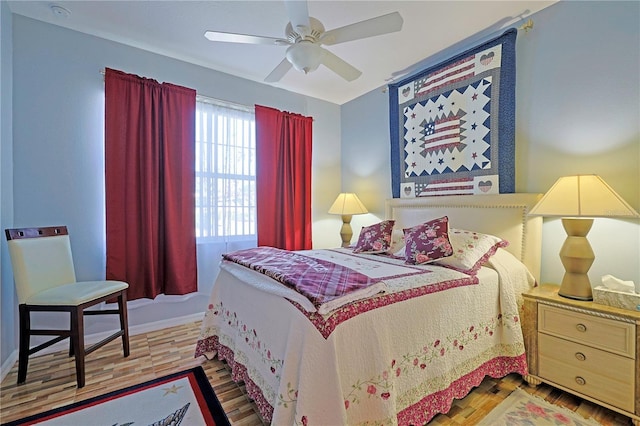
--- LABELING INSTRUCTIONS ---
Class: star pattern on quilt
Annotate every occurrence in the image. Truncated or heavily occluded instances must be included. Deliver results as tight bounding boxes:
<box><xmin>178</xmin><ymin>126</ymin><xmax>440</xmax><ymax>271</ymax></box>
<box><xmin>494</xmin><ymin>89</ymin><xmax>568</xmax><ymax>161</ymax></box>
<box><xmin>403</xmin><ymin>79</ymin><xmax>492</xmax><ymax>179</ymax></box>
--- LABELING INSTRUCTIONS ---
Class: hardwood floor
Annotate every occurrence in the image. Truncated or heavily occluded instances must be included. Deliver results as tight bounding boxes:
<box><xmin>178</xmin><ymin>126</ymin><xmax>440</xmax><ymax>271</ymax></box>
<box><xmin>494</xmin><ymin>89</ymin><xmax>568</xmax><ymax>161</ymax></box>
<box><xmin>0</xmin><ymin>321</ymin><xmax>632</xmax><ymax>425</ymax></box>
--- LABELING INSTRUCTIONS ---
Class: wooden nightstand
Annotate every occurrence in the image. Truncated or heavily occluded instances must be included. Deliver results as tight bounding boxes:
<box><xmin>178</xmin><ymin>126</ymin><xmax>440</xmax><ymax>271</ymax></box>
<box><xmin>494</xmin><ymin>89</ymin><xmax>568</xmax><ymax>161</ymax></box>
<box><xmin>522</xmin><ymin>284</ymin><xmax>640</xmax><ymax>426</ymax></box>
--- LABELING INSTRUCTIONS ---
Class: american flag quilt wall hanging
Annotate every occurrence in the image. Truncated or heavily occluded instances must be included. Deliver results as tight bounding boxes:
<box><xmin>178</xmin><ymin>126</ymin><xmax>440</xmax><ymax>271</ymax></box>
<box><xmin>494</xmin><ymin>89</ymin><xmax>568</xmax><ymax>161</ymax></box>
<box><xmin>389</xmin><ymin>29</ymin><xmax>517</xmax><ymax>198</ymax></box>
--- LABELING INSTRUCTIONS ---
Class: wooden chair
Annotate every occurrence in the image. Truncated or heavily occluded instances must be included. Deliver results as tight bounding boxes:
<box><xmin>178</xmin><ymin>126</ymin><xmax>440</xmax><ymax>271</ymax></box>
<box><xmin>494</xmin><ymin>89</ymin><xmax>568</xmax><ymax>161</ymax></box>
<box><xmin>5</xmin><ymin>226</ymin><xmax>130</xmax><ymax>388</ymax></box>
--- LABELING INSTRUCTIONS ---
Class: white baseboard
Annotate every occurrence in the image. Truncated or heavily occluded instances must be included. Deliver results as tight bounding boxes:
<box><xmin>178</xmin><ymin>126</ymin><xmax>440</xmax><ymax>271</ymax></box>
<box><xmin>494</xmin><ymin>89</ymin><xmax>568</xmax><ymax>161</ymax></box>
<box><xmin>0</xmin><ymin>312</ymin><xmax>204</xmax><ymax>383</ymax></box>
<box><xmin>1</xmin><ymin>349</ymin><xmax>19</xmax><ymax>384</ymax></box>
<box><xmin>126</xmin><ymin>312</ymin><xmax>204</xmax><ymax>337</ymax></box>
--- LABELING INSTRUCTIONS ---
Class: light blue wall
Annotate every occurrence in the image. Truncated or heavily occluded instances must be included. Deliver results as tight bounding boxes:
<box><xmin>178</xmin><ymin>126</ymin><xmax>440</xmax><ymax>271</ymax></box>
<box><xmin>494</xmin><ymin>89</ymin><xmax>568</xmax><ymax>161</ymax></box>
<box><xmin>342</xmin><ymin>87</ymin><xmax>391</xmax><ymax>219</ymax></box>
<box><xmin>1</xmin><ymin>14</ymin><xmax>342</xmax><ymax>369</ymax></box>
<box><xmin>1</xmin><ymin>0</ymin><xmax>16</xmax><ymax>368</ymax></box>
<box><xmin>341</xmin><ymin>1</ymin><xmax>640</xmax><ymax>286</ymax></box>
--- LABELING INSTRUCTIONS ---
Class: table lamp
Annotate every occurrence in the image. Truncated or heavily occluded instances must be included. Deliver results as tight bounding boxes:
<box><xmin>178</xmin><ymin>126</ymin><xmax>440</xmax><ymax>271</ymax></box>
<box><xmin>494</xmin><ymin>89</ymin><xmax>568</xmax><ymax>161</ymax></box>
<box><xmin>328</xmin><ymin>193</ymin><xmax>368</xmax><ymax>247</ymax></box>
<box><xmin>528</xmin><ymin>175</ymin><xmax>639</xmax><ymax>300</ymax></box>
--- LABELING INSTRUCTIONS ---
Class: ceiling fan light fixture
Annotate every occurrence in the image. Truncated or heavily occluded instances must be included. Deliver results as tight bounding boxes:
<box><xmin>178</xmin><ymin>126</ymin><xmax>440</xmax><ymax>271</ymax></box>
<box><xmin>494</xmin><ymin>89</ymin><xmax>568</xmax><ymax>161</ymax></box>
<box><xmin>286</xmin><ymin>42</ymin><xmax>323</xmax><ymax>74</ymax></box>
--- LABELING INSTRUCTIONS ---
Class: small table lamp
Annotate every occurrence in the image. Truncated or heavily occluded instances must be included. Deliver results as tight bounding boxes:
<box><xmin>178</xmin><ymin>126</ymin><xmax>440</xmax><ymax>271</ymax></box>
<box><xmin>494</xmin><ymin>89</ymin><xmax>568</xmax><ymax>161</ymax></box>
<box><xmin>529</xmin><ymin>175</ymin><xmax>639</xmax><ymax>300</ymax></box>
<box><xmin>328</xmin><ymin>193</ymin><xmax>368</xmax><ymax>247</ymax></box>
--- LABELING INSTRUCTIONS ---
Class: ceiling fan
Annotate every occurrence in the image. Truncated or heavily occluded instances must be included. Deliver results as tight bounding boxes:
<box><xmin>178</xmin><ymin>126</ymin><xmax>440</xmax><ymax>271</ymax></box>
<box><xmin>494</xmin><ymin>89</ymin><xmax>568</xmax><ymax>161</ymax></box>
<box><xmin>204</xmin><ymin>1</ymin><xmax>403</xmax><ymax>82</ymax></box>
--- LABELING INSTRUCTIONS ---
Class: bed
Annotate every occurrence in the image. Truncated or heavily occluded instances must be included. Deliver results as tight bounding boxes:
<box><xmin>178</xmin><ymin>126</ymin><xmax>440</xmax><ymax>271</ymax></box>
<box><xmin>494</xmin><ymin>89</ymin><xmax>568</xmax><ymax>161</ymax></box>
<box><xmin>195</xmin><ymin>193</ymin><xmax>542</xmax><ymax>425</ymax></box>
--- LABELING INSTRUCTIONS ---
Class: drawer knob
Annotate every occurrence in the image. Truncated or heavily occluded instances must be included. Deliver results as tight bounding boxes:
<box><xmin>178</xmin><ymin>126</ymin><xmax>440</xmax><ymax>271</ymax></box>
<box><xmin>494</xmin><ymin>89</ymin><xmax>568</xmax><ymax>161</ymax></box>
<box><xmin>575</xmin><ymin>323</ymin><xmax>587</xmax><ymax>332</ymax></box>
<box><xmin>575</xmin><ymin>352</ymin><xmax>586</xmax><ymax>361</ymax></box>
<box><xmin>575</xmin><ymin>376</ymin><xmax>586</xmax><ymax>386</ymax></box>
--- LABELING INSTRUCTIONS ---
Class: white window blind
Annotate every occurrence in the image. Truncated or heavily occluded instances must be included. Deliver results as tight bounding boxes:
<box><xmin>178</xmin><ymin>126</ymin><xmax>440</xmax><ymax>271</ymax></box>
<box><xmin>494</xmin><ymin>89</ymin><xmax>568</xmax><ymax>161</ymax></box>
<box><xmin>195</xmin><ymin>97</ymin><xmax>256</xmax><ymax>242</ymax></box>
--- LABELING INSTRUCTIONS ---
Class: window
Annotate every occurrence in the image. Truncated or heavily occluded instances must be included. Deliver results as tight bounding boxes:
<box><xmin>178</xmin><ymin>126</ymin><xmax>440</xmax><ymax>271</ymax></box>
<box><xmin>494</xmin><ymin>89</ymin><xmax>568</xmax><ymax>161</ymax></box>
<box><xmin>195</xmin><ymin>97</ymin><xmax>256</xmax><ymax>241</ymax></box>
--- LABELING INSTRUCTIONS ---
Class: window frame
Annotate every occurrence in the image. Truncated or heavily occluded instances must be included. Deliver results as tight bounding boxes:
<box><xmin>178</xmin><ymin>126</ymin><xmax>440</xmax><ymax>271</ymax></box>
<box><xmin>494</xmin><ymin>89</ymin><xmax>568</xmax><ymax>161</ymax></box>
<box><xmin>195</xmin><ymin>96</ymin><xmax>256</xmax><ymax>243</ymax></box>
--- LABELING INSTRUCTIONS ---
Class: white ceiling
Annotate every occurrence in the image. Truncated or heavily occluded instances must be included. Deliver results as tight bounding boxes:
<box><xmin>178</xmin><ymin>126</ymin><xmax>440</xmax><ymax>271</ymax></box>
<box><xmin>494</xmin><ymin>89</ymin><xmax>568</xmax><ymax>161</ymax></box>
<box><xmin>7</xmin><ymin>1</ymin><xmax>557</xmax><ymax>105</ymax></box>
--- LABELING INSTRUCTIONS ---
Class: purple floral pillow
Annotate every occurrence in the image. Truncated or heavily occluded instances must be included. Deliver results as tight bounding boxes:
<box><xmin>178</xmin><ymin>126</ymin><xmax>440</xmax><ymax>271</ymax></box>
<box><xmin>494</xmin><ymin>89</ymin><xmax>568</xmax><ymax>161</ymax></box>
<box><xmin>433</xmin><ymin>228</ymin><xmax>509</xmax><ymax>274</ymax></box>
<box><xmin>353</xmin><ymin>220</ymin><xmax>395</xmax><ymax>253</ymax></box>
<box><xmin>403</xmin><ymin>216</ymin><xmax>453</xmax><ymax>265</ymax></box>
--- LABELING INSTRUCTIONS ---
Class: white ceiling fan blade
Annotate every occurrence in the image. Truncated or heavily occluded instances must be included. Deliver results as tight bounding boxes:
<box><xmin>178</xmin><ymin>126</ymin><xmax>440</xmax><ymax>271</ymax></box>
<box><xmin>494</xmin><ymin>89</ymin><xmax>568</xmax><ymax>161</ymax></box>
<box><xmin>321</xmin><ymin>49</ymin><xmax>362</xmax><ymax>82</ymax></box>
<box><xmin>204</xmin><ymin>31</ymin><xmax>288</xmax><ymax>46</ymax></box>
<box><xmin>320</xmin><ymin>12</ymin><xmax>403</xmax><ymax>46</ymax></box>
<box><xmin>264</xmin><ymin>58</ymin><xmax>293</xmax><ymax>82</ymax></box>
<box><xmin>284</xmin><ymin>0</ymin><xmax>310</xmax><ymax>34</ymax></box>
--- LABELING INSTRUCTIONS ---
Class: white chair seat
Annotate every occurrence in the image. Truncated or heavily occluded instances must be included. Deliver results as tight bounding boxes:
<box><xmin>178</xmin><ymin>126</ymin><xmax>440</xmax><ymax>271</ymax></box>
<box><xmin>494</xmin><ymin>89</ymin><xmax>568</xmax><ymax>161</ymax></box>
<box><xmin>26</xmin><ymin>280</ymin><xmax>129</xmax><ymax>306</ymax></box>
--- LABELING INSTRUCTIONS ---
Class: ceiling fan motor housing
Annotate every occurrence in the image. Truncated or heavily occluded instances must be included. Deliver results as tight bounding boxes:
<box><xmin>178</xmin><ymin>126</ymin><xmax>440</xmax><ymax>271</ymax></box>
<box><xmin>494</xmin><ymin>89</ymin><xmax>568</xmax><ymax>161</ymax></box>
<box><xmin>285</xmin><ymin>17</ymin><xmax>325</xmax><ymax>43</ymax></box>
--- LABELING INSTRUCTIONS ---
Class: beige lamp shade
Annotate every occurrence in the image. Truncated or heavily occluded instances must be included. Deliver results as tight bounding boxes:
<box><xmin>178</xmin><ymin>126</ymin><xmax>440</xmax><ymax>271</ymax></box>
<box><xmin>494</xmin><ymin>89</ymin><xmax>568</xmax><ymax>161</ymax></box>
<box><xmin>328</xmin><ymin>193</ymin><xmax>369</xmax><ymax>215</ymax></box>
<box><xmin>329</xmin><ymin>193</ymin><xmax>368</xmax><ymax>247</ymax></box>
<box><xmin>529</xmin><ymin>175</ymin><xmax>639</xmax><ymax>300</ymax></box>
<box><xmin>528</xmin><ymin>175</ymin><xmax>639</xmax><ymax>218</ymax></box>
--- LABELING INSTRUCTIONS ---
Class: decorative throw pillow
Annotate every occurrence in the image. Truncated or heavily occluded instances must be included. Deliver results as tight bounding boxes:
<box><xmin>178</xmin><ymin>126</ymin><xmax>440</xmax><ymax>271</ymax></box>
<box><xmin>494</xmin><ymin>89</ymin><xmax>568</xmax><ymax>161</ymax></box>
<box><xmin>403</xmin><ymin>216</ymin><xmax>453</xmax><ymax>265</ymax></box>
<box><xmin>433</xmin><ymin>228</ymin><xmax>509</xmax><ymax>274</ymax></box>
<box><xmin>353</xmin><ymin>220</ymin><xmax>395</xmax><ymax>253</ymax></box>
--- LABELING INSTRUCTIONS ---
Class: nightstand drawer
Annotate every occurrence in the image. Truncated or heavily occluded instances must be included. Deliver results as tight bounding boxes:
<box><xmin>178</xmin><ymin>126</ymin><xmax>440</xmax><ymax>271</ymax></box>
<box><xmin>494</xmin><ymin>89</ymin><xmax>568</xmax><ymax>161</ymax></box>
<box><xmin>539</xmin><ymin>347</ymin><xmax>635</xmax><ymax>412</ymax></box>
<box><xmin>539</xmin><ymin>333</ymin><xmax>634</xmax><ymax>385</ymax></box>
<box><xmin>538</xmin><ymin>304</ymin><xmax>635</xmax><ymax>357</ymax></box>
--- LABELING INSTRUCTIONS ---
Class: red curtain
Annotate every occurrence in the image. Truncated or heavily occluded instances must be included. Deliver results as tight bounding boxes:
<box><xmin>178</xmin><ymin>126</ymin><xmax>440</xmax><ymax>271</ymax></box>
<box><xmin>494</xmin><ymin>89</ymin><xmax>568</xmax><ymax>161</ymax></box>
<box><xmin>104</xmin><ymin>68</ymin><xmax>197</xmax><ymax>300</ymax></box>
<box><xmin>255</xmin><ymin>105</ymin><xmax>313</xmax><ymax>250</ymax></box>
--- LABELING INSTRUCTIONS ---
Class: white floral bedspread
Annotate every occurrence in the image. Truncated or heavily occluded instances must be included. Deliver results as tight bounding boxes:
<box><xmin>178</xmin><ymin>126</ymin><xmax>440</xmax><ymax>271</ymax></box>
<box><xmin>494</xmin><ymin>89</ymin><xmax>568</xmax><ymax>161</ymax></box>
<box><xmin>195</xmin><ymin>248</ymin><xmax>534</xmax><ymax>425</ymax></box>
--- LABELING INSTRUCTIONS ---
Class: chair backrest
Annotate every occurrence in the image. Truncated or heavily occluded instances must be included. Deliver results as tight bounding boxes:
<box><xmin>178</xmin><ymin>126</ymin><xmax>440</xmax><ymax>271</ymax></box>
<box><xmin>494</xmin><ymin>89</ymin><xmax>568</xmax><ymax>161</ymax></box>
<box><xmin>5</xmin><ymin>226</ymin><xmax>77</xmax><ymax>304</ymax></box>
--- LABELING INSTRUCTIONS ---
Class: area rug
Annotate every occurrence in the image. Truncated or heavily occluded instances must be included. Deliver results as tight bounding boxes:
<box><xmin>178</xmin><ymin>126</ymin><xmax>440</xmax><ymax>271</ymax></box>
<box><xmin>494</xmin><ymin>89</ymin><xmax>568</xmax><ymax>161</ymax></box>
<box><xmin>478</xmin><ymin>387</ymin><xmax>601</xmax><ymax>426</ymax></box>
<box><xmin>2</xmin><ymin>366</ymin><xmax>230</xmax><ymax>426</ymax></box>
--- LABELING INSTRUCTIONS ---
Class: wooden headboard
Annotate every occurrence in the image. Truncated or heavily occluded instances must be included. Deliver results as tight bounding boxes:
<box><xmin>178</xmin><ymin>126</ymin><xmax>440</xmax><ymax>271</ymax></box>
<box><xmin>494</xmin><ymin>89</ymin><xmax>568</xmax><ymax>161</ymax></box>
<box><xmin>386</xmin><ymin>193</ymin><xmax>543</xmax><ymax>283</ymax></box>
